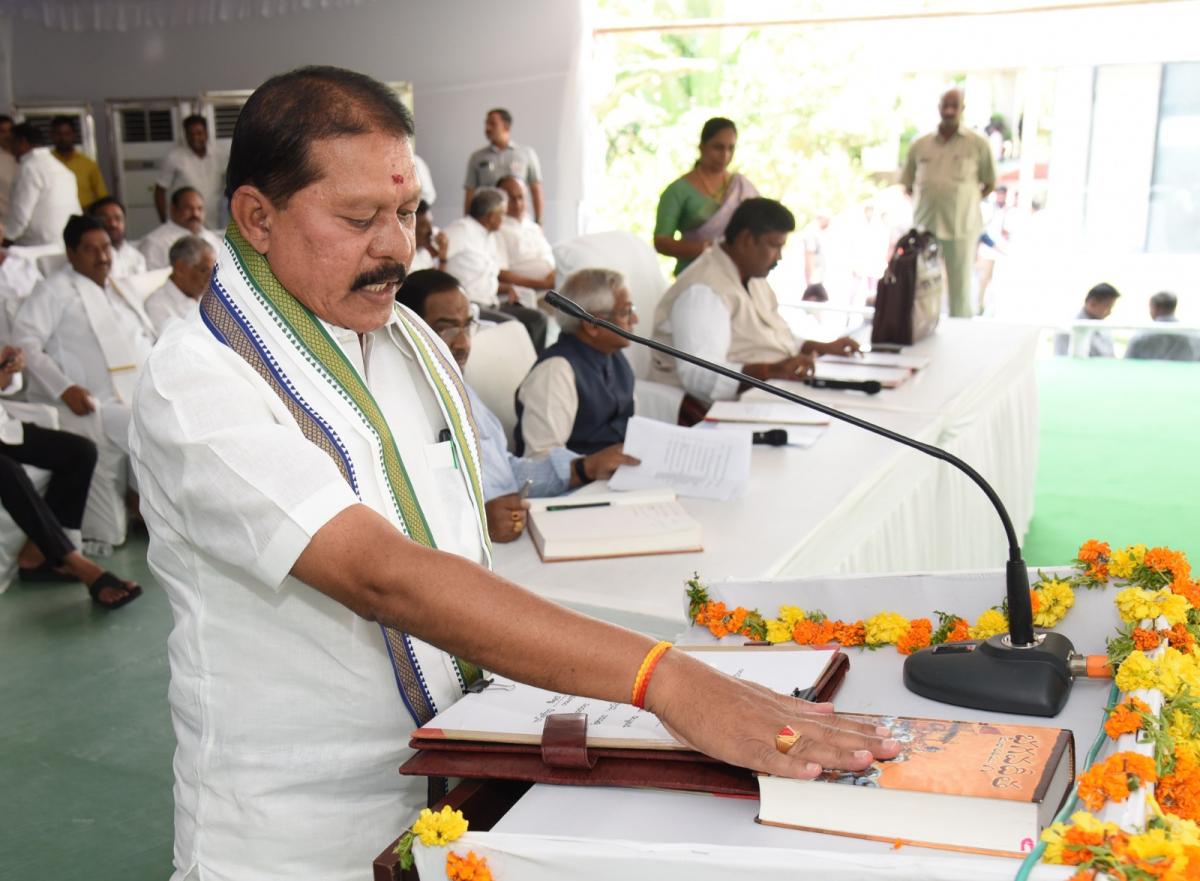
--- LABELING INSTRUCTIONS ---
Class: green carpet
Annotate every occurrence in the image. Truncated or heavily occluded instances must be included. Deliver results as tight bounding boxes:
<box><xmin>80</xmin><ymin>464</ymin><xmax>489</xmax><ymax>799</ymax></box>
<box><xmin>0</xmin><ymin>357</ymin><xmax>1195</xmax><ymax>879</ymax></box>
<box><xmin>1023</xmin><ymin>358</ymin><xmax>1200</xmax><ymax>567</ymax></box>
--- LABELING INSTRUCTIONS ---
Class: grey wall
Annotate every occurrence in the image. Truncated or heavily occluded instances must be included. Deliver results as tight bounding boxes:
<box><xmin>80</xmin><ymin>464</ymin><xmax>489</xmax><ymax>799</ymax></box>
<box><xmin>7</xmin><ymin>0</ymin><xmax>587</xmax><ymax>241</ymax></box>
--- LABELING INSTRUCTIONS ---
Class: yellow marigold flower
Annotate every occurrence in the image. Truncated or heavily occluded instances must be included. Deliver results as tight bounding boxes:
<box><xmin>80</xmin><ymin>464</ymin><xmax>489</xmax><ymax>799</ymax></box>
<box><xmin>765</xmin><ymin>619</ymin><xmax>794</xmax><ymax>644</ymax></box>
<box><xmin>1160</xmin><ymin>591</ymin><xmax>1191</xmax><ymax>627</ymax></box>
<box><xmin>1115</xmin><ymin>650</ymin><xmax>1157</xmax><ymax>693</ymax></box>
<box><xmin>1040</xmin><ymin>822</ymin><xmax>1067</xmax><ymax>863</ymax></box>
<box><xmin>1033</xmin><ymin>580</ymin><xmax>1075</xmax><ymax>628</ymax></box>
<box><xmin>411</xmin><ymin>805</ymin><xmax>468</xmax><ymax>846</ymax></box>
<box><xmin>1158</xmin><ymin>647</ymin><xmax>1193</xmax><ymax>699</ymax></box>
<box><xmin>864</xmin><ymin>611</ymin><xmax>909</xmax><ymax>646</ymax></box>
<box><xmin>1116</xmin><ymin>587</ymin><xmax>1163</xmax><ymax>624</ymax></box>
<box><xmin>1126</xmin><ymin>827</ymin><xmax>1186</xmax><ymax>869</ymax></box>
<box><xmin>1160</xmin><ymin>813</ymin><xmax>1200</xmax><ymax>849</ymax></box>
<box><xmin>1069</xmin><ymin>810</ymin><xmax>1120</xmax><ymax>837</ymax></box>
<box><xmin>1110</xmin><ymin>547</ymin><xmax>1139</xmax><ymax>579</ymax></box>
<box><xmin>970</xmin><ymin>608</ymin><xmax>1009</xmax><ymax>640</ymax></box>
<box><xmin>777</xmin><ymin>605</ymin><xmax>807</xmax><ymax>626</ymax></box>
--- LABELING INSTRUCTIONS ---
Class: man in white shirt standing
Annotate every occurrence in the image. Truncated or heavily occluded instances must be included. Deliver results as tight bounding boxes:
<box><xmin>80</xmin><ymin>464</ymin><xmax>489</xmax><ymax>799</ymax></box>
<box><xmin>87</xmin><ymin>196</ymin><xmax>147</xmax><ymax>280</ymax></box>
<box><xmin>138</xmin><ymin>186</ymin><xmax>222</xmax><ymax>271</ymax></box>
<box><xmin>128</xmin><ymin>65</ymin><xmax>893</xmax><ymax>881</ymax></box>
<box><xmin>2</xmin><ymin>123</ymin><xmax>81</xmax><ymax>247</ymax></box>
<box><xmin>14</xmin><ymin>215</ymin><xmax>155</xmax><ymax>549</ymax></box>
<box><xmin>443</xmin><ymin>186</ymin><xmax>548</xmax><ymax>350</ymax></box>
<box><xmin>154</xmin><ymin>114</ymin><xmax>226</xmax><ymax>228</ymax></box>
<box><xmin>495</xmin><ymin>175</ymin><xmax>555</xmax><ymax>308</ymax></box>
<box><xmin>143</xmin><ymin>235</ymin><xmax>216</xmax><ymax>336</ymax></box>
<box><xmin>650</xmin><ymin>198</ymin><xmax>859</xmax><ymax>405</ymax></box>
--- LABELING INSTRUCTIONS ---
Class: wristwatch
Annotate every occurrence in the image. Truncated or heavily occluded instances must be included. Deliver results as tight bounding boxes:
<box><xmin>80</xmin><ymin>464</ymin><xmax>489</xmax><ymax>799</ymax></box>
<box><xmin>573</xmin><ymin>457</ymin><xmax>592</xmax><ymax>485</ymax></box>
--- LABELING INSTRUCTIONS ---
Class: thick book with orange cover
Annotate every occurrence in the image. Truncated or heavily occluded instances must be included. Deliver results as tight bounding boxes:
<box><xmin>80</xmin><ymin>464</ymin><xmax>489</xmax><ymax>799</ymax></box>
<box><xmin>757</xmin><ymin>714</ymin><xmax>1075</xmax><ymax>857</ymax></box>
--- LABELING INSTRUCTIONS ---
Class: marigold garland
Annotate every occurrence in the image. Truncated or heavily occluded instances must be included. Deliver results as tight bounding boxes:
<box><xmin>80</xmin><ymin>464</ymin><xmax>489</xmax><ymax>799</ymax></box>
<box><xmin>1076</xmin><ymin>751</ymin><xmax>1158</xmax><ymax>812</ymax></box>
<box><xmin>445</xmin><ymin>850</ymin><xmax>493</xmax><ymax>881</ymax></box>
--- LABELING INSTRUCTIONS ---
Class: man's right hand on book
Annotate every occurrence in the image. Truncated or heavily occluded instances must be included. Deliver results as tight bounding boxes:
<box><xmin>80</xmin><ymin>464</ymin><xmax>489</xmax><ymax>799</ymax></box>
<box><xmin>485</xmin><ymin>494</ymin><xmax>529</xmax><ymax>544</ymax></box>
<box><xmin>644</xmin><ymin>649</ymin><xmax>900</xmax><ymax>779</ymax></box>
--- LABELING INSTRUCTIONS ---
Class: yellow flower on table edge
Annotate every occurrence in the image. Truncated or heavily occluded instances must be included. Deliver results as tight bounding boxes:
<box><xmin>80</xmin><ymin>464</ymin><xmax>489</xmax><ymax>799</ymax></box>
<box><xmin>864</xmin><ymin>611</ymin><xmax>909</xmax><ymax>646</ymax></box>
<box><xmin>1110</xmin><ymin>544</ymin><xmax>1147</xmax><ymax>579</ymax></box>
<box><xmin>1115</xmin><ymin>649</ymin><xmax>1158</xmax><ymax>693</ymax></box>
<box><xmin>764</xmin><ymin>618</ymin><xmax>793</xmax><ymax>644</ymax></box>
<box><xmin>777</xmin><ymin>605</ymin><xmax>807</xmax><ymax>626</ymax></box>
<box><xmin>412</xmin><ymin>805</ymin><xmax>469</xmax><ymax>847</ymax></box>
<box><xmin>1125</xmin><ymin>827</ymin><xmax>1187</xmax><ymax>871</ymax></box>
<box><xmin>970</xmin><ymin>608</ymin><xmax>1009</xmax><ymax>640</ymax></box>
<box><xmin>1033</xmin><ymin>579</ymin><xmax>1076</xmax><ymax>628</ymax></box>
<box><xmin>1040</xmin><ymin>811</ymin><xmax>1121</xmax><ymax>864</ymax></box>
<box><xmin>1116</xmin><ymin>587</ymin><xmax>1187</xmax><ymax>626</ymax></box>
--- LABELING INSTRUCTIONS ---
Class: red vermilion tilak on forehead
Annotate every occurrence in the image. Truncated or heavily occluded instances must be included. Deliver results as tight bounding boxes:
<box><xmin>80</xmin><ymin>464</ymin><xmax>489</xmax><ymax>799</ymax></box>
<box><xmin>391</xmin><ymin>174</ymin><xmax>404</xmax><ymax>185</ymax></box>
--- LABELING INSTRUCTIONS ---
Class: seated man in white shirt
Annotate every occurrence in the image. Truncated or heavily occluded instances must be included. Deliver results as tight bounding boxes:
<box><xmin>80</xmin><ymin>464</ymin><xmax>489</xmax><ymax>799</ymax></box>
<box><xmin>144</xmin><ymin>235</ymin><xmax>217</xmax><ymax>336</ymax></box>
<box><xmin>649</xmin><ymin>198</ymin><xmax>859</xmax><ymax>405</ymax></box>
<box><xmin>138</xmin><ymin>186</ymin><xmax>222</xmax><ymax>271</ymax></box>
<box><xmin>0</xmin><ymin>246</ymin><xmax>42</xmax><ymax>301</ymax></box>
<box><xmin>87</xmin><ymin>196</ymin><xmax>147</xmax><ymax>280</ymax></box>
<box><xmin>13</xmin><ymin>215</ymin><xmax>156</xmax><ymax>549</ymax></box>
<box><xmin>1053</xmin><ymin>283</ymin><xmax>1120</xmax><ymax>358</ymax></box>
<box><xmin>409</xmin><ymin>201</ymin><xmax>449</xmax><ymax>272</ymax></box>
<box><xmin>2</xmin><ymin>123</ymin><xmax>81</xmax><ymax>247</ymax></box>
<box><xmin>495</xmin><ymin>175</ymin><xmax>555</xmax><ymax>308</ymax></box>
<box><xmin>397</xmin><ymin>269</ymin><xmax>636</xmax><ymax>542</ymax></box>
<box><xmin>443</xmin><ymin>186</ymin><xmax>548</xmax><ymax>351</ymax></box>
<box><xmin>515</xmin><ymin>268</ymin><xmax>637</xmax><ymax>456</ymax></box>
<box><xmin>1126</xmin><ymin>291</ymin><xmax>1200</xmax><ymax>362</ymax></box>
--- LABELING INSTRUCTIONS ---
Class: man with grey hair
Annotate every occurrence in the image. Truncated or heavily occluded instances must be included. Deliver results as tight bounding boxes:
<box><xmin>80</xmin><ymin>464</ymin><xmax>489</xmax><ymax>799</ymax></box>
<box><xmin>515</xmin><ymin>267</ymin><xmax>636</xmax><ymax>456</ymax></box>
<box><xmin>901</xmin><ymin>88</ymin><xmax>995</xmax><ymax>317</ymax></box>
<box><xmin>1126</xmin><ymin>291</ymin><xmax>1200</xmax><ymax>361</ymax></box>
<box><xmin>143</xmin><ymin>235</ymin><xmax>217</xmax><ymax>336</ymax></box>
<box><xmin>443</xmin><ymin>185</ymin><xmax>547</xmax><ymax>349</ymax></box>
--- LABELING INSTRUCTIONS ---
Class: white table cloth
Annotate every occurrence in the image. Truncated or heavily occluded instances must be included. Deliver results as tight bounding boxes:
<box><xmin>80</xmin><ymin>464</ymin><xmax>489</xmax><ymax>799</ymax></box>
<box><xmin>414</xmin><ymin>569</ymin><xmax>1108</xmax><ymax>881</ymax></box>
<box><xmin>491</xmin><ymin>320</ymin><xmax>1041</xmax><ymax>636</ymax></box>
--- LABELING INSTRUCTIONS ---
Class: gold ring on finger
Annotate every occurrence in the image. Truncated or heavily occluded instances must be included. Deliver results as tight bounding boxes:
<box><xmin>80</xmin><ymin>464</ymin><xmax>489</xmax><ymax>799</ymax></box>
<box><xmin>775</xmin><ymin>724</ymin><xmax>800</xmax><ymax>754</ymax></box>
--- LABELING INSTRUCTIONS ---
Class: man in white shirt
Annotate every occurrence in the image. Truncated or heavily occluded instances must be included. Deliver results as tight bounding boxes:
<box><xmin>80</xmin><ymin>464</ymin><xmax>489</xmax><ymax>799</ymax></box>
<box><xmin>650</xmin><ymin>198</ymin><xmax>859</xmax><ymax>404</ymax></box>
<box><xmin>129</xmin><ymin>66</ymin><xmax>892</xmax><ymax>881</ymax></box>
<box><xmin>2</xmin><ymin>123</ymin><xmax>82</xmax><ymax>247</ymax></box>
<box><xmin>410</xmin><ymin>200</ymin><xmax>448</xmax><ymax>272</ymax></box>
<box><xmin>14</xmin><ymin>215</ymin><xmax>155</xmax><ymax>548</ymax></box>
<box><xmin>0</xmin><ymin>115</ymin><xmax>18</xmax><ymax>228</ymax></box>
<box><xmin>495</xmin><ymin>175</ymin><xmax>555</xmax><ymax>308</ymax></box>
<box><xmin>87</xmin><ymin>196</ymin><xmax>147</xmax><ymax>280</ymax></box>
<box><xmin>143</xmin><ymin>235</ymin><xmax>216</xmax><ymax>336</ymax></box>
<box><xmin>138</xmin><ymin>186</ymin><xmax>222</xmax><ymax>271</ymax></box>
<box><xmin>443</xmin><ymin>186</ymin><xmax>548</xmax><ymax>350</ymax></box>
<box><xmin>154</xmin><ymin>114</ymin><xmax>226</xmax><ymax>228</ymax></box>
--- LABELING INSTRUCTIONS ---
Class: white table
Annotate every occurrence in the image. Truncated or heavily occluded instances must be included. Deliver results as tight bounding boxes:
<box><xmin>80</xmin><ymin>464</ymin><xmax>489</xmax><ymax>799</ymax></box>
<box><xmin>414</xmin><ymin>570</ymin><xmax>1104</xmax><ymax>881</ymax></box>
<box><xmin>491</xmin><ymin>320</ymin><xmax>1041</xmax><ymax>636</ymax></box>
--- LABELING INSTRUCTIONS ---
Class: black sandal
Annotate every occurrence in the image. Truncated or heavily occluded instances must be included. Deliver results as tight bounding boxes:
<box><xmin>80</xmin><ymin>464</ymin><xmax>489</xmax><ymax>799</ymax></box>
<box><xmin>19</xmin><ymin>562</ymin><xmax>74</xmax><ymax>583</ymax></box>
<box><xmin>87</xmin><ymin>572</ymin><xmax>143</xmax><ymax>610</ymax></box>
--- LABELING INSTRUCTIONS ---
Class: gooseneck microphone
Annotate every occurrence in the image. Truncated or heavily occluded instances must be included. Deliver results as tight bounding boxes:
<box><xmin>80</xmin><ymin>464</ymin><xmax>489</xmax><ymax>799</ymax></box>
<box><xmin>546</xmin><ymin>290</ymin><xmax>1077</xmax><ymax>716</ymax></box>
<box><xmin>804</xmin><ymin>377</ymin><xmax>883</xmax><ymax>395</ymax></box>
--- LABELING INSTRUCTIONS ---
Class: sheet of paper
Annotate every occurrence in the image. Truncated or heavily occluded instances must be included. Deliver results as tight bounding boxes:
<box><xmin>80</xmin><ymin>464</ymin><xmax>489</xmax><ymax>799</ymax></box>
<box><xmin>531</xmin><ymin>500</ymin><xmax>696</xmax><ymax>543</ymax></box>
<box><xmin>812</xmin><ymin>360</ymin><xmax>912</xmax><ymax>387</ymax></box>
<box><xmin>820</xmin><ymin>351</ymin><xmax>932</xmax><ymax>371</ymax></box>
<box><xmin>418</xmin><ymin>648</ymin><xmax>839</xmax><ymax>749</ymax></box>
<box><xmin>703</xmin><ymin>400</ymin><xmax>830</xmax><ymax>426</ymax></box>
<box><xmin>699</xmin><ymin>421</ymin><xmax>826</xmax><ymax>449</ymax></box>
<box><xmin>608</xmin><ymin>415</ymin><xmax>751</xmax><ymax>501</ymax></box>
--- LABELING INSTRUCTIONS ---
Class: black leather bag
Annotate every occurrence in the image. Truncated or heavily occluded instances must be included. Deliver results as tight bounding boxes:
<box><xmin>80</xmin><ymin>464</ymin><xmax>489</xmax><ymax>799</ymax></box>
<box><xmin>872</xmin><ymin>229</ymin><xmax>943</xmax><ymax>346</ymax></box>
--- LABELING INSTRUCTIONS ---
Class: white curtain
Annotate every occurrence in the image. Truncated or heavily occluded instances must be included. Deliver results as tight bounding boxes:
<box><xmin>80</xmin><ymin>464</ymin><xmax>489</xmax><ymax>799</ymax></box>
<box><xmin>10</xmin><ymin>0</ymin><xmax>376</xmax><ymax>31</ymax></box>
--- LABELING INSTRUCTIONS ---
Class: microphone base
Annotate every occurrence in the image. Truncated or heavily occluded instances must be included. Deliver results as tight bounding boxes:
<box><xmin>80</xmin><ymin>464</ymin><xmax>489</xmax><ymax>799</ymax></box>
<box><xmin>902</xmin><ymin>631</ymin><xmax>1076</xmax><ymax>717</ymax></box>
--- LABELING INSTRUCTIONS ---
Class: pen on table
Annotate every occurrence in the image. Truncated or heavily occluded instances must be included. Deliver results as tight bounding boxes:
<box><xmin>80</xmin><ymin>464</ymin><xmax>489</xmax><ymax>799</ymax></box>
<box><xmin>545</xmin><ymin>501</ymin><xmax>612</xmax><ymax>512</ymax></box>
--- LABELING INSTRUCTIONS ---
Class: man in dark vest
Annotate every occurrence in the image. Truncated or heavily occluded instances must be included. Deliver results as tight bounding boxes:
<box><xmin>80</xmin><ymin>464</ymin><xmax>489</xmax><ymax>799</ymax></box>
<box><xmin>515</xmin><ymin>268</ymin><xmax>636</xmax><ymax>462</ymax></box>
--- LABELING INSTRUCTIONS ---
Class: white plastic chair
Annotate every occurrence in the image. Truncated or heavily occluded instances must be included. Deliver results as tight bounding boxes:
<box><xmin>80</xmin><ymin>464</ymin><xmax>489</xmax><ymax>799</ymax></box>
<box><xmin>463</xmin><ymin>320</ymin><xmax>537</xmax><ymax>451</ymax></box>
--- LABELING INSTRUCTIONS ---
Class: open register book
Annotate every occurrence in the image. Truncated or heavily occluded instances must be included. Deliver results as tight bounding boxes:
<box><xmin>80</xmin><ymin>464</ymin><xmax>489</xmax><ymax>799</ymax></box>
<box><xmin>402</xmin><ymin>646</ymin><xmax>848</xmax><ymax>795</ymax></box>
<box><xmin>525</xmin><ymin>488</ymin><xmax>701</xmax><ymax>562</ymax></box>
<box><xmin>758</xmin><ymin>714</ymin><xmax>1074</xmax><ymax>857</ymax></box>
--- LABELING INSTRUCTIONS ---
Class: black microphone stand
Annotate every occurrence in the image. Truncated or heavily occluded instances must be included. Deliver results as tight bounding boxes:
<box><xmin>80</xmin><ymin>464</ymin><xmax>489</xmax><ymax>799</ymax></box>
<box><xmin>546</xmin><ymin>291</ymin><xmax>1077</xmax><ymax>716</ymax></box>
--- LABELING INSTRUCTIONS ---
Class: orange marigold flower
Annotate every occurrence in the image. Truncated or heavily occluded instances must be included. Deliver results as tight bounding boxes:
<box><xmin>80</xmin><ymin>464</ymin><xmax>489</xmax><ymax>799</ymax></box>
<box><xmin>1079</xmin><ymin>540</ymin><xmax>1111</xmax><ymax>563</ymax></box>
<box><xmin>945</xmin><ymin>619</ymin><xmax>972</xmax><ymax>642</ymax></box>
<box><xmin>1077</xmin><ymin>752</ymin><xmax>1158</xmax><ymax>811</ymax></box>
<box><xmin>896</xmin><ymin>618</ymin><xmax>933</xmax><ymax>655</ymax></box>
<box><xmin>792</xmin><ymin>618</ymin><xmax>835</xmax><ymax>645</ymax></box>
<box><xmin>1159</xmin><ymin>750</ymin><xmax>1200</xmax><ymax>823</ymax></box>
<box><xmin>446</xmin><ymin>850</ymin><xmax>493</xmax><ymax>881</ymax></box>
<box><xmin>1030</xmin><ymin>590</ymin><xmax>1041</xmax><ymax>614</ymax></box>
<box><xmin>1146</xmin><ymin>546</ymin><xmax>1191</xmax><ymax>581</ymax></box>
<box><xmin>831</xmin><ymin>620</ymin><xmax>866</xmax><ymax>647</ymax></box>
<box><xmin>1133</xmin><ymin>627</ymin><xmax>1163</xmax><ymax>651</ymax></box>
<box><xmin>1167</xmin><ymin>623</ymin><xmax>1196</xmax><ymax>652</ymax></box>
<box><xmin>1173</xmin><ymin>579</ymin><xmax>1200</xmax><ymax>610</ymax></box>
<box><xmin>1104</xmin><ymin>698</ymin><xmax>1150</xmax><ymax>739</ymax></box>
<box><xmin>1067</xmin><ymin>871</ymin><xmax>1097</xmax><ymax>881</ymax></box>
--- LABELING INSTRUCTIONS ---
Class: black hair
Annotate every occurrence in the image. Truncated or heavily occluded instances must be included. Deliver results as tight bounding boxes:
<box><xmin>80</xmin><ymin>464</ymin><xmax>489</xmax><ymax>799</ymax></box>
<box><xmin>1150</xmin><ymin>291</ymin><xmax>1178</xmax><ymax>314</ymax></box>
<box><xmin>50</xmin><ymin>115</ymin><xmax>76</xmax><ymax>131</ymax></box>
<box><xmin>170</xmin><ymin>186</ymin><xmax>201</xmax><ymax>209</ymax></box>
<box><xmin>417</xmin><ymin>200</ymin><xmax>430</xmax><ymax>216</ymax></box>
<box><xmin>226</xmin><ymin>65</ymin><xmax>414</xmax><ymax>206</ymax></box>
<box><xmin>182</xmin><ymin>114</ymin><xmax>208</xmax><ymax>131</ymax></box>
<box><xmin>700</xmin><ymin>117</ymin><xmax>737</xmax><ymax>144</ymax></box>
<box><xmin>1085</xmin><ymin>283</ymin><xmax>1121</xmax><ymax>303</ymax></box>
<box><xmin>12</xmin><ymin>122</ymin><xmax>44</xmax><ymax>147</ymax></box>
<box><xmin>396</xmin><ymin>269</ymin><xmax>462</xmax><ymax>316</ymax></box>
<box><xmin>724</xmin><ymin>197</ymin><xmax>796</xmax><ymax>242</ymax></box>
<box><xmin>0</xmin><ymin>114</ymin><xmax>13</xmax><ymax>127</ymax></box>
<box><xmin>488</xmin><ymin>108</ymin><xmax>513</xmax><ymax>127</ymax></box>
<box><xmin>802</xmin><ymin>283</ymin><xmax>829</xmax><ymax>302</ymax></box>
<box><xmin>87</xmin><ymin>195</ymin><xmax>126</xmax><ymax>215</ymax></box>
<box><xmin>63</xmin><ymin>214</ymin><xmax>107</xmax><ymax>251</ymax></box>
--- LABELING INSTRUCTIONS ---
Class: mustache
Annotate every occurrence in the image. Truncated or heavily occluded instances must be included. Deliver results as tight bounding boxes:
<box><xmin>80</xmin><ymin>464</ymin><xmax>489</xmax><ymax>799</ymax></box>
<box><xmin>351</xmin><ymin>263</ymin><xmax>406</xmax><ymax>291</ymax></box>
